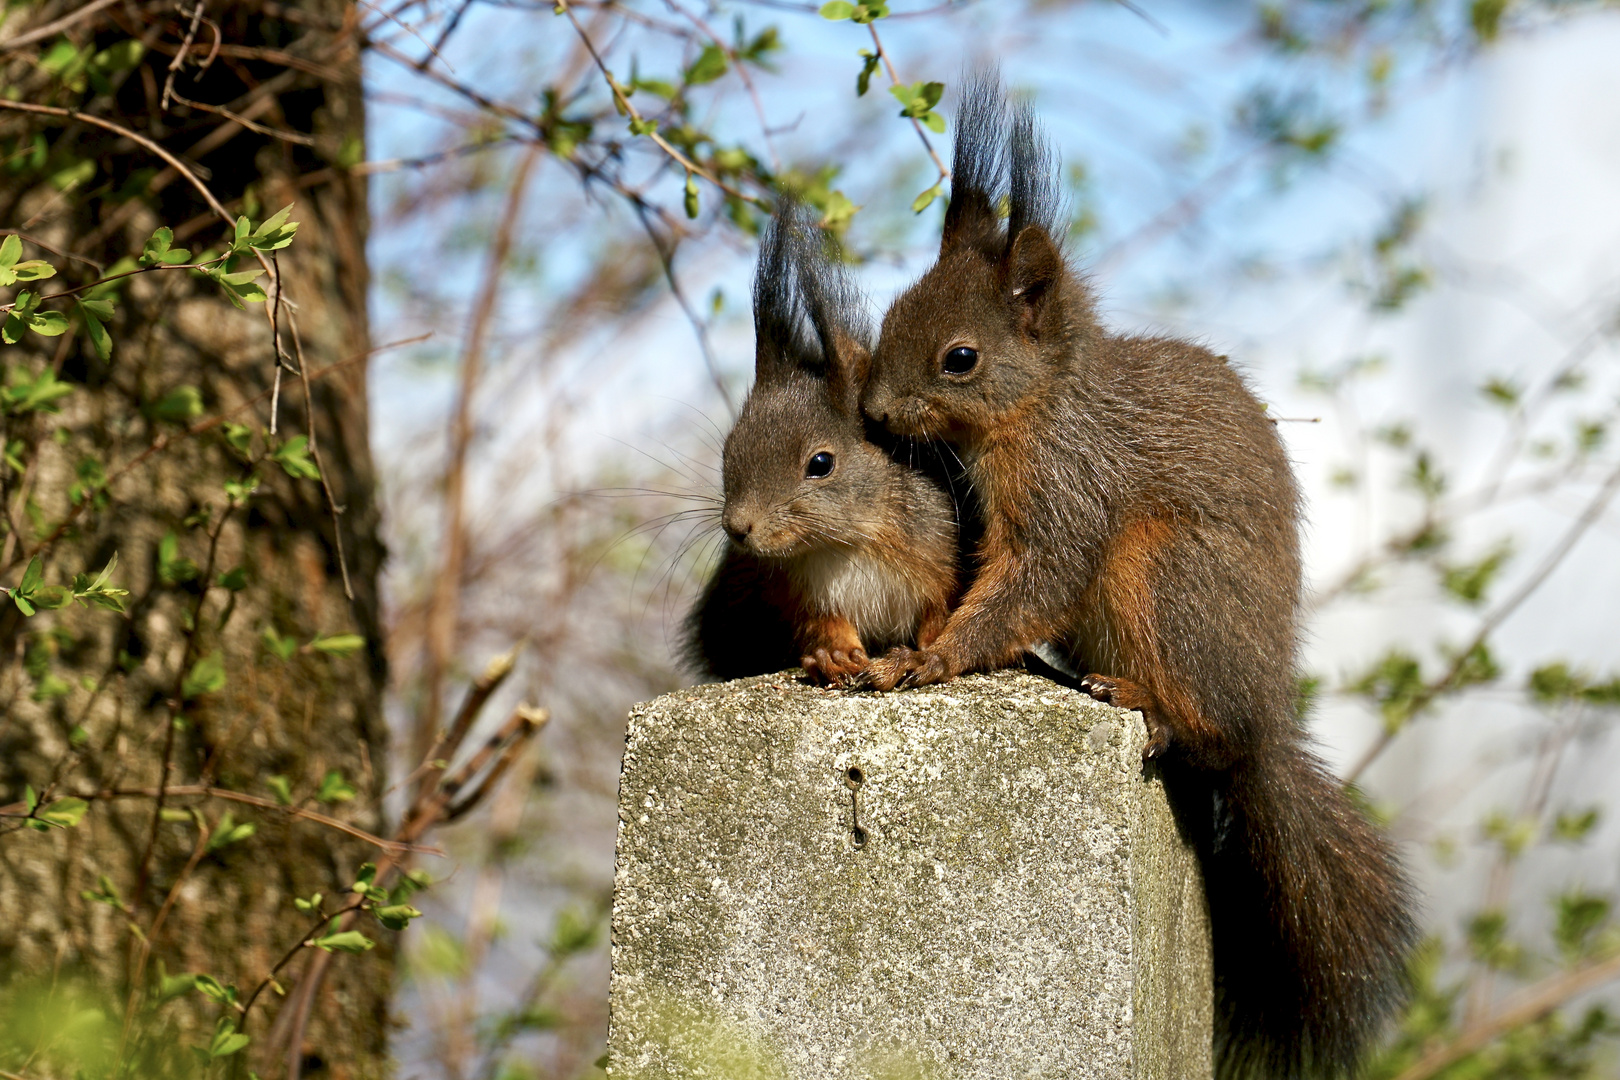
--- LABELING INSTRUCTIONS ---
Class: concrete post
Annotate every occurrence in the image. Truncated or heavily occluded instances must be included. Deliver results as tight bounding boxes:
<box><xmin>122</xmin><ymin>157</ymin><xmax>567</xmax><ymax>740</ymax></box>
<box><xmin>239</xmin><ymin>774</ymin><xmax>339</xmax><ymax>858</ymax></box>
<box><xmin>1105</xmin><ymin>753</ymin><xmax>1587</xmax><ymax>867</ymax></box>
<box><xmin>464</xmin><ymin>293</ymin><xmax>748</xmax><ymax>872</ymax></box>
<box><xmin>606</xmin><ymin>670</ymin><xmax>1213</xmax><ymax>1080</ymax></box>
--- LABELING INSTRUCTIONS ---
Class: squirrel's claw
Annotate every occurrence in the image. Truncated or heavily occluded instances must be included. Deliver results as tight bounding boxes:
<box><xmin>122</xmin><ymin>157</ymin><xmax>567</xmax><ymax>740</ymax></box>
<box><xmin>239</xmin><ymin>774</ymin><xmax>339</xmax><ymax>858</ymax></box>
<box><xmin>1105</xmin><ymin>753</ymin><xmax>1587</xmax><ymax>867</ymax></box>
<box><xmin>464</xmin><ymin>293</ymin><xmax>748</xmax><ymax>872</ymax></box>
<box><xmin>802</xmin><ymin>646</ymin><xmax>870</xmax><ymax>688</ymax></box>
<box><xmin>1081</xmin><ymin>673</ymin><xmax>1173</xmax><ymax>761</ymax></box>
<box><xmin>862</xmin><ymin>646</ymin><xmax>951</xmax><ymax>690</ymax></box>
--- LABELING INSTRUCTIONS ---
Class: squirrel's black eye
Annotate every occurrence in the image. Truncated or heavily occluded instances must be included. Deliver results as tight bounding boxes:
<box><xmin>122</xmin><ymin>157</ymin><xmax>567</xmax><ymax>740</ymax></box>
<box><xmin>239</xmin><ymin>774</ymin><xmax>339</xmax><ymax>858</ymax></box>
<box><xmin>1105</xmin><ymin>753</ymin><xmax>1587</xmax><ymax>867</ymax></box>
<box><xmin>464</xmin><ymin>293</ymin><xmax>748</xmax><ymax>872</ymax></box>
<box><xmin>943</xmin><ymin>346</ymin><xmax>979</xmax><ymax>375</ymax></box>
<box><xmin>805</xmin><ymin>451</ymin><xmax>835</xmax><ymax>479</ymax></box>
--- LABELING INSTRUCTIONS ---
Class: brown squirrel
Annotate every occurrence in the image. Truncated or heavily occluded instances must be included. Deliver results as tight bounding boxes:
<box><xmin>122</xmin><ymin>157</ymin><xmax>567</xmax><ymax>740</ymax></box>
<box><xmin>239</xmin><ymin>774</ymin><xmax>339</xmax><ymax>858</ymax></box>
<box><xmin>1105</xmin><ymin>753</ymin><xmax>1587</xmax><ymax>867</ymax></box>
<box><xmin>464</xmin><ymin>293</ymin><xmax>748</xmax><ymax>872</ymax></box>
<box><xmin>859</xmin><ymin>77</ymin><xmax>1416</xmax><ymax>1078</ymax></box>
<box><xmin>684</xmin><ymin>200</ymin><xmax>961</xmax><ymax>685</ymax></box>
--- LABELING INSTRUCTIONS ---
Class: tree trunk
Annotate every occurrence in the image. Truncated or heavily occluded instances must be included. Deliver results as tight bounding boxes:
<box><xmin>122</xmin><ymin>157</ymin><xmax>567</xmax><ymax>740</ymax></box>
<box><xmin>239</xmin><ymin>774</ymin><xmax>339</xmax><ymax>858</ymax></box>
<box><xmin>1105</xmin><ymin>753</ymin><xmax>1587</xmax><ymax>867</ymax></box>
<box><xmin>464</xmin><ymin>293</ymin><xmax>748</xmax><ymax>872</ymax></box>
<box><xmin>0</xmin><ymin>1</ymin><xmax>387</xmax><ymax>1075</ymax></box>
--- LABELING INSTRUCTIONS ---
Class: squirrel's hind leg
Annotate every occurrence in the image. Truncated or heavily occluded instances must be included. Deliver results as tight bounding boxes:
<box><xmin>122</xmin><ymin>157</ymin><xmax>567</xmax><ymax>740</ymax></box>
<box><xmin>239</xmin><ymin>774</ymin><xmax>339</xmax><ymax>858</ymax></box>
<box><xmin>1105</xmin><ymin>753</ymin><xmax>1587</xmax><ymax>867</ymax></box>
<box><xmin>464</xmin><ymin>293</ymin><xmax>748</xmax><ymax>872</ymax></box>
<box><xmin>1079</xmin><ymin>673</ymin><xmax>1233</xmax><ymax>767</ymax></box>
<box><xmin>1078</xmin><ymin>674</ymin><xmax>1174</xmax><ymax>759</ymax></box>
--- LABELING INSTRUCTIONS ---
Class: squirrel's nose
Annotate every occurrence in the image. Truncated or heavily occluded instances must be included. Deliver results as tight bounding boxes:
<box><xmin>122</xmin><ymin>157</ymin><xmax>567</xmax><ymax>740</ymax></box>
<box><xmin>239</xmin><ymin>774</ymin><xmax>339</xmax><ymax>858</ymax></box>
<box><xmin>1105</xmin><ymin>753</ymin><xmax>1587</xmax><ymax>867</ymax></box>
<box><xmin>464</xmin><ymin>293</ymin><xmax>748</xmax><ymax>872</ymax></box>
<box><xmin>722</xmin><ymin>513</ymin><xmax>753</xmax><ymax>546</ymax></box>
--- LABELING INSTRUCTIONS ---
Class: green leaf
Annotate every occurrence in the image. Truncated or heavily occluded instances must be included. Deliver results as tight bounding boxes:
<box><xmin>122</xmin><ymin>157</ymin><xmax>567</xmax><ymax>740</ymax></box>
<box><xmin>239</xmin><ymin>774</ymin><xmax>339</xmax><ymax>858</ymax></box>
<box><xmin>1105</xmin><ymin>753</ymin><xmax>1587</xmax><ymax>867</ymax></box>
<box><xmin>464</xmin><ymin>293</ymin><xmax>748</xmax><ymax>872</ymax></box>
<box><xmin>38</xmin><ymin>797</ymin><xmax>89</xmax><ymax>828</ymax></box>
<box><xmin>683</xmin><ymin>172</ymin><xmax>700</xmax><ymax>220</ymax></box>
<box><xmin>267</xmin><ymin>774</ymin><xmax>293</xmax><ymax>806</ymax></box>
<box><xmin>140</xmin><ymin>230</ymin><xmax>171</xmax><ymax>263</ymax></box>
<box><xmin>24</xmin><ymin>785</ymin><xmax>38</xmax><ymax>812</ymax></box>
<box><xmin>222</xmin><ymin>423</ymin><xmax>253</xmax><ymax>456</ymax></box>
<box><xmin>271</xmin><ymin>436</ymin><xmax>320</xmax><ymax>480</ymax></box>
<box><xmin>152</xmin><ymin>385</ymin><xmax>204</xmax><ymax>425</ymax></box>
<box><xmin>818</xmin><ymin>190</ymin><xmax>859</xmax><ymax>232</ymax></box>
<box><xmin>1347</xmin><ymin>649</ymin><xmax>1427</xmax><ymax>733</ymax></box>
<box><xmin>263</xmin><ymin>626</ymin><xmax>299</xmax><ymax>661</ymax></box>
<box><xmin>819</xmin><ymin>1</ymin><xmax>855</xmax><ymax>18</ymax></box>
<box><xmin>1465</xmin><ymin>908</ymin><xmax>1524</xmax><ymax>972</ymax></box>
<box><xmin>311</xmin><ymin>930</ymin><xmax>375</xmax><ymax>954</ymax></box>
<box><xmin>10</xmin><ymin>260</ymin><xmax>56</xmax><ymax>283</ymax></box>
<box><xmin>375</xmin><ymin>904</ymin><xmax>423</xmax><ymax>931</ymax></box>
<box><xmin>217</xmin><ymin>567</ymin><xmax>248</xmax><ymax>591</ymax></box>
<box><xmin>1439</xmin><ymin>543</ymin><xmax>1512</xmax><ymax>606</ymax></box>
<box><xmin>253</xmin><ymin>204</ymin><xmax>294</xmax><ymax>240</ymax></box>
<box><xmin>1480</xmin><ymin>376</ymin><xmax>1520</xmax><ymax>408</ymax></box>
<box><xmin>1553</xmin><ymin>891</ymin><xmax>1609</xmax><ymax>962</ymax></box>
<box><xmin>182</xmin><ymin>652</ymin><xmax>227</xmax><ymax>699</ymax></box>
<box><xmin>224</xmin><ymin>474</ymin><xmax>260</xmax><ymax>504</ymax></box>
<box><xmin>158</xmin><ymin>531</ymin><xmax>199</xmax><ymax>585</ymax></box>
<box><xmin>685</xmin><ymin>43</ymin><xmax>728</xmax><ymax>86</ymax></box>
<box><xmin>27</xmin><ymin>310</ymin><xmax>68</xmax><ymax>337</ymax></box>
<box><xmin>1553</xmin><ymin>807</ymin><xmax>1601</xmax><ymax>843</ymax></box>
<box><xmin>922</xmin><ymin>112</ymin><xmax>946</xmax><ymax>134</ymax></box>
<box><xmin>92</xmin><ymin>39</ymin><xmax>144</xmax><ymax>72</ymax></box>
<box><xmin>78</xmin><ymin>299</ymin><xmax>112</xmax><ymax>360</ymax></box>
<box><xmin>206</xmin><ymin>811</ymin><xmax>256</xmax><ymax>851</ymax></box>
<box><xmin>627</xmin><ymin>117</ymin><xmax>659</xmax><ymax>137</ymax></box>
<box><xmin>0</xmin><ymin>234</ymin><xmax>20</xmax><ymax>268</ymax></box>
<box><xmin>140</xmin><ymin>227</ymin><xmax>174</xmax><ymax>265</ymax></box>
<box><xmin>317</xmin><ymin>770</ymin><xmax>357</xmax><ymax>803</ymax></box>
<box><xmin>310</xmin><ymin>634</ymin><xmax>365</xmax><ymax>656</ymax></box>
<box><xmin>31</xmin><ymin>584</ymin><xmax>71</xmax><ymax>610</ymax></box>
<box><xmin>156</xmin><ymin>970</ymin><xmax>198</xmax><ymax>1004</ymax></box>
<box><xmin>911</xmin><ymin>183</ymin><xmax>941</xmax><ymax>214</ymax></box>
<box><xmin>549</xmin><ymin>906</ymin><xmax>600</xmax><ymax>956</ymax></box>
<box><xmin>20</xmin><ymin>555</ymin><xmax>43</xmax><ymax>594</ymax></box>
<box><xmin>193</xmin><ymin>974</ymin><xmax>236</xmax><ymax>1004</ymax></box>
<box><xmin>210</xmin><ymin>1029</ymin><xmax>250</xmax><ymax>1058</ymax></box>
<box><xmin>856</xmin><ymin>50</ymin><xmax>880</xmax><ymax>97</ymax></box>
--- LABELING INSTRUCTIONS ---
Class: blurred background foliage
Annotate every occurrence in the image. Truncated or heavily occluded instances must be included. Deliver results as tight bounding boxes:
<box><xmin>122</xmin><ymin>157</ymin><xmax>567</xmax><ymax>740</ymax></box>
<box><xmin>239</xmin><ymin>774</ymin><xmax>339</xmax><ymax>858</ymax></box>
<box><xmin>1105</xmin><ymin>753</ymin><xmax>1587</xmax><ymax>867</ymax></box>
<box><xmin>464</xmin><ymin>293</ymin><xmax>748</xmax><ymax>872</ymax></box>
<box><xmin>3</xmin><ymin>0</ymin><xmax>1620</xmax><ymax>1076</ymax></box>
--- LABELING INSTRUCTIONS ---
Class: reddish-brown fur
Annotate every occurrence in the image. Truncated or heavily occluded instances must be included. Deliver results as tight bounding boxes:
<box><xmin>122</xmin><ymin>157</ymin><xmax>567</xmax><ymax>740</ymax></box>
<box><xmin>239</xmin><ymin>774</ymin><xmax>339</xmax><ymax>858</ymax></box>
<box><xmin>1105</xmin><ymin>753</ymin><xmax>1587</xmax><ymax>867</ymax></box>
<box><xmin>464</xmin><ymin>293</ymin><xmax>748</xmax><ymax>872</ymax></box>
<box><xmin>858</xmin><ymin>76</ymin><xmax>1416</xmax><ymax>1079</ymax></box>
<box><xmin>684</xmin><ymin>201</ymin><xmax>961</xmax><ymax>685</ymax></box>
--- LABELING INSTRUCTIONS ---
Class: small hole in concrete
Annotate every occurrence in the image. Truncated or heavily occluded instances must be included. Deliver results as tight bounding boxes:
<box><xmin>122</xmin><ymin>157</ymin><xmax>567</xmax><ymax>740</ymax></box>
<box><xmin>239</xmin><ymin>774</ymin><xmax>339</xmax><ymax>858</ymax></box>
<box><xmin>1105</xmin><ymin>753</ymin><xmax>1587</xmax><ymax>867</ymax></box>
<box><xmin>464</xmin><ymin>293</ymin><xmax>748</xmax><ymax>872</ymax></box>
<box><xmin>845</xmin><ymin>766</ymin><xmax>864</xmax><ymax>787</ymax></box>
<box><xmin>851</xmin><ymin>825</ymin><xmax>868</xmax><ymax>849</ymax></box>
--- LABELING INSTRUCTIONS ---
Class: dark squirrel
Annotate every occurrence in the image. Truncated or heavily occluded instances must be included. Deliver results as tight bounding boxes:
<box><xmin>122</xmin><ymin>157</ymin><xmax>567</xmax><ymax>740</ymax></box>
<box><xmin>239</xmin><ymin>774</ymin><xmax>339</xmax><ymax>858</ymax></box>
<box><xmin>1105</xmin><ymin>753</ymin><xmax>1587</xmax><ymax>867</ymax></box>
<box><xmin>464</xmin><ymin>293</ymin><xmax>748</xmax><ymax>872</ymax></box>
<box><xmin>859</xmin><ymin>77</ymin><xmax>1417</xmax><ymax>1079</ymax></box>
<box><xmin>684</xmin><ymin>200</ymin><xmax>960</xmax><ymax>685</ymax></box>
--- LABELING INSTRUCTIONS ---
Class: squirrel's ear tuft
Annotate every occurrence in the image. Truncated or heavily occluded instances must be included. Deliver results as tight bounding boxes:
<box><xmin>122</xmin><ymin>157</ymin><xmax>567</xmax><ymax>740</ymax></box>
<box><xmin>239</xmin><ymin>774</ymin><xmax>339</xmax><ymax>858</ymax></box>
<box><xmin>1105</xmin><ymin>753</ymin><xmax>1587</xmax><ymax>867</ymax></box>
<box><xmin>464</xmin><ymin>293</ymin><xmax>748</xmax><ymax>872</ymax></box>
<box><xmin>753</xmin><ymin>196</ymin><xmax>873</xmax><ymax>403</ymax></box>
<box><xmin>1007</xmin><ymin>101</ymin><xmax>1060</xmax><ymax>243</ymax></box>
<box><xmin>941</xmin><ymin>70</ymin><xmax>1008</xmax><ymax>256</ymax></box>
<box><xmin>753</xmin><ymin>200</ymin><xmax>815</xmax><ymax>383</ymax></box>
<box><xmin>794</xmin><ymin>210</ymin><xmax>874</xmax><ymax>415</ymax></box>
<box><xmin>1006</xmin><ymin>224</ymin><xmax>1063</xmax><ymax>337</ymax></box>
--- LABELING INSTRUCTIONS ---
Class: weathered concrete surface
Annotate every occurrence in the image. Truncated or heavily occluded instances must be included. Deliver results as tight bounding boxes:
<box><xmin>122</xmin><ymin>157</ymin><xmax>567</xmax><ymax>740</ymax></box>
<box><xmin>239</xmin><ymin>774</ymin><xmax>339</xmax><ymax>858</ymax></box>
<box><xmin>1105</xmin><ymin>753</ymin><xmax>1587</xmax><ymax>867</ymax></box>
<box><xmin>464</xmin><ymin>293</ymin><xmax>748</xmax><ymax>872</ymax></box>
<box><xmin>606</xmin><ymin>670</ymin><xmax>1213</xmax><ymax>1080</ymax></box>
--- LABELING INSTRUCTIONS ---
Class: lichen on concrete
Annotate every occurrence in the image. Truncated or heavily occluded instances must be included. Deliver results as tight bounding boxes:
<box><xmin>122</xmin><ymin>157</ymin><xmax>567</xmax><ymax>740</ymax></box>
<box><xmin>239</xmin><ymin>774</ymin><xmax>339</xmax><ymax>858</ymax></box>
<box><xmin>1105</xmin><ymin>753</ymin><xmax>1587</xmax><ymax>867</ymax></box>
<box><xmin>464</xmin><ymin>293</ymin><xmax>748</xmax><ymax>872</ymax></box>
<box><xmin>607</xmin><ymin>670</ymin><xmax>1213</xmax><ymax>1079</ymax></box>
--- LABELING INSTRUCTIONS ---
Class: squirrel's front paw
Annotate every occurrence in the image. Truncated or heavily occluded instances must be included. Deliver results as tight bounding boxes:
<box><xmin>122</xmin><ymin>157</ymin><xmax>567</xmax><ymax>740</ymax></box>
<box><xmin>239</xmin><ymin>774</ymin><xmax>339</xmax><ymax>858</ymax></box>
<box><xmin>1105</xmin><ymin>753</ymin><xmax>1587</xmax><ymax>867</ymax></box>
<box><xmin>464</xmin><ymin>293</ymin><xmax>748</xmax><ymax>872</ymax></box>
<box><xmin>862</xmin><ymin>647</ymin><xmax>951</xmax><ymax>690</ymax></box>
<box><xmin>802</xmin><ymin>646</ymin><xmax>869</xmax><ymax>687</ymax></box>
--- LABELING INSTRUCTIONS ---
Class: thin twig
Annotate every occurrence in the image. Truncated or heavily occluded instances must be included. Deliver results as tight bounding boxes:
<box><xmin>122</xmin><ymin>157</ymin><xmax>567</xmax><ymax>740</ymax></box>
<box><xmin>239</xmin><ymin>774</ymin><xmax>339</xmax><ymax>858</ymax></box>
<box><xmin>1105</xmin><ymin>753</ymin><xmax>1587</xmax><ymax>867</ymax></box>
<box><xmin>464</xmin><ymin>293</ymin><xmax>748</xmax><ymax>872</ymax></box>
<box><xmin>0</xmin><ymin>785</ymin><xmax>443</xmax><ymax>855</ymax></box>
<box><xmin>1391</xmin><ymin>950</ymin><xmax>1620</xmax><ymax>1080</ymax></box>
<box><xmin>0</xmin><ymin>101</ymin><xmax>235</xmax><ymax>225</ymax></box>
<box><xmin>274</xmin><ymin>703</ymin><xmax>549</xmax><ymax>1079</ymax></box>
<box><xmin>287</xmin><ymin>311</ymin><xmax>354</xmax><ymax>600</ymax></box>
<box><xmin>1348</xmin><ymin>455</ymin><xmax>1620</xmax><ymax>781</ymax></box>
<box><xmin>3</xmin><ymin>334</ymin><xmax>429</xmax><ymax>578</ymax></box>
<box><xmin>0</xmin><ymin>0</ymin><xmax>120</xmax><ymax>51</ymax></box>
<box><xmin>865</xmin><ymin>21</ymin><xmax>949</xmax><ymax>184</ymax></box>
<box><xmin>162</xmin><ymin>2</ymin><xmax>209</xmax><ymax>110</ymax></box>
<box><xmin>417</xmin><ymin>142</ymin><xmax>543</xmax><ymax>792</ymax></box>
<box><xmin>559</xmin><ymin>2</ymin><xmax>766</xmax><ymax>206</ymax></box>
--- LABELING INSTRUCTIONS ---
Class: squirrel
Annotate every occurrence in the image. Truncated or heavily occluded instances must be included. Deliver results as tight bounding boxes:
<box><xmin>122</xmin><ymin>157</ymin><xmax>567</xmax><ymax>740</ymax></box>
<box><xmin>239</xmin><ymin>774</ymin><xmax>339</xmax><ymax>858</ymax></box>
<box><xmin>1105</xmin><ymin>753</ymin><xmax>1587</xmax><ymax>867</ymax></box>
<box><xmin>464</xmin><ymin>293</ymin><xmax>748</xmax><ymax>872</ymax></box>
<box><xmin>684</xmin><ymin>199</ymin><xmax>961</xmax><ymax>686</ymax></box>
<box><xmin>858</xmin><ymin>76</ymin><xmax>1416</xmax><ymax>1079</ymax></box>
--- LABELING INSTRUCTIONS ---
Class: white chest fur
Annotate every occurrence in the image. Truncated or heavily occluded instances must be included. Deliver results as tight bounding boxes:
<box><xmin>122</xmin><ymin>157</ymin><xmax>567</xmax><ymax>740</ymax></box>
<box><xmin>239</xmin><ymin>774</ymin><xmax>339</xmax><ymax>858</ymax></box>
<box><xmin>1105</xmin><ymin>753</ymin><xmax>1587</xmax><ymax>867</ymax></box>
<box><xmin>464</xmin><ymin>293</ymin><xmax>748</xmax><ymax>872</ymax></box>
<box><xmin>787</xmin><ymin>547</ymin><xmax>923</xmax><ymax>649</ymax></box>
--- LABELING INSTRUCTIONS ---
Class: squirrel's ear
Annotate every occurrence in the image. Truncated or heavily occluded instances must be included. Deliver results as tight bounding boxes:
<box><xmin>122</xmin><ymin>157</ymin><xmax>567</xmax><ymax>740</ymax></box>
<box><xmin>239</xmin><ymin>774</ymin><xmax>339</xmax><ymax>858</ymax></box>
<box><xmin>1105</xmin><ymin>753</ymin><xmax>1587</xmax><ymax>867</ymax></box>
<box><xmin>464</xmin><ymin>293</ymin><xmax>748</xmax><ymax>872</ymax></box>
<box><xmin>1005</xmin><ymin>224</ymin><xmax>1063</xmax><ymax>337</ymax></box>
<box><xmin>825</xmin><ymin>330</ymin><xmax>871</xmax><ymax>416</ymax></box>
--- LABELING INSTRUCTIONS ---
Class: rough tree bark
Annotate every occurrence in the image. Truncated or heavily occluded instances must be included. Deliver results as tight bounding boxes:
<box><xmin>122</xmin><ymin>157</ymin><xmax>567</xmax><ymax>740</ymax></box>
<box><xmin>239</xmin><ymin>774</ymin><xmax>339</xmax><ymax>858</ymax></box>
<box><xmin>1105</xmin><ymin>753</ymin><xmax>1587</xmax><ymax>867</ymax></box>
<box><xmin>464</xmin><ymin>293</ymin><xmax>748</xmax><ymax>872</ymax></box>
<box><xmin>0</xmin><ymin>1</ymin><xmax>387</xmax><ymax>1075</ymax></box>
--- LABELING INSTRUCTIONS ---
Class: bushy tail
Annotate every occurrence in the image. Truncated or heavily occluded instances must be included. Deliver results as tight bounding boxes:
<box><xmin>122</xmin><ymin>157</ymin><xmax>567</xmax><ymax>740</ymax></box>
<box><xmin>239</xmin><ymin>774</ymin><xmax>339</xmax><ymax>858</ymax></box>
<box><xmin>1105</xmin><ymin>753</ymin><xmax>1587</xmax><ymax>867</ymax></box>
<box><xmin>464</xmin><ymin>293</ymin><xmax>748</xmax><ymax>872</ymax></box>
<box><xmin>1183</xmin><ymin>741</ymin><xmax>1417</xmax><ymax>1079</ymax></box>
